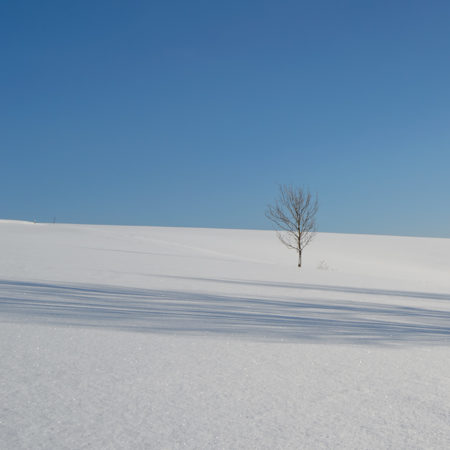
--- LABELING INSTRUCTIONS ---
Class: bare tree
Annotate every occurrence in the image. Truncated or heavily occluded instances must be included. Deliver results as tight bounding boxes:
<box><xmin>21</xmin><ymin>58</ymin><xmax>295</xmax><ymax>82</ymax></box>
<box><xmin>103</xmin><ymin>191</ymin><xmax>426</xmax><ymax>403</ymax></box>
<box><xmin>266</xmin><ymin>185</ymin><xmax>318</xmax><ymax>268</ymax></box>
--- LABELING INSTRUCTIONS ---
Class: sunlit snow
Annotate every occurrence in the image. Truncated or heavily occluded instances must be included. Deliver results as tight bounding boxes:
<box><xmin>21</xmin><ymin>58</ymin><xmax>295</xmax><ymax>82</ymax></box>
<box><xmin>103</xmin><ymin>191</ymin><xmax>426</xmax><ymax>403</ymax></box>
<box><xmin>1</xmin><ymin>220</ymin><xmax>450</xmax><ymax>448</ymax></box>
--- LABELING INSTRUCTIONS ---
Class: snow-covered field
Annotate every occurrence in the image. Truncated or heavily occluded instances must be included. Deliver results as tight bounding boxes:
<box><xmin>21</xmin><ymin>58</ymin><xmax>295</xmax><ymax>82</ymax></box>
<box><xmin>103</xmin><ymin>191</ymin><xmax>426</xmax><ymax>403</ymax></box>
<box><xmin>1</xmin><ymin>219</ymin><xmax>450</xmax><ymax>449</ymax></box>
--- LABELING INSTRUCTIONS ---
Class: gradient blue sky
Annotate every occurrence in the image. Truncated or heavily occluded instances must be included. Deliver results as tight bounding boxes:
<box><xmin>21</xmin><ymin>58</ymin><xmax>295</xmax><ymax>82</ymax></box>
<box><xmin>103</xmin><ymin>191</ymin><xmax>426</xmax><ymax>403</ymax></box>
<box><xmin>1</xmin><ymin>0</ymin><xmax>449</xmax><ymax>237</ymax></box>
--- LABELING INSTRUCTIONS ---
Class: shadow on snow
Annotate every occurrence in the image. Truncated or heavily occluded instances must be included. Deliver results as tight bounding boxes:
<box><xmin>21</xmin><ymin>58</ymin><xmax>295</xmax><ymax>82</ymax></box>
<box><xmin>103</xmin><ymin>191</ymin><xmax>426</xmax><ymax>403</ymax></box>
<box><xmin>1</xmin><ymin>278</ymin><xmax>449</xmax><ymax>345</ymax></box>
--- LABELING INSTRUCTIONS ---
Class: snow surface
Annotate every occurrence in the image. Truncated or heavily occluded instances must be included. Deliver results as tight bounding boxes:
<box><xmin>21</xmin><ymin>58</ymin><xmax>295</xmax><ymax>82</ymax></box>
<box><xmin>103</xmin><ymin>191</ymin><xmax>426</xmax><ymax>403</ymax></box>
<box><xmin>1</xmin><ymin>220</ymin><xmax>450</xmax><ymax>448</ymax></box>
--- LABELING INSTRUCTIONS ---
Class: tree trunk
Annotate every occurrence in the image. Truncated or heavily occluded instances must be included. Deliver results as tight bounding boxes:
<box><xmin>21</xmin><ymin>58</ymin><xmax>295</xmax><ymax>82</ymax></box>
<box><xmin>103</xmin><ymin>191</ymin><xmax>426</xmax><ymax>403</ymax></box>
<box><xmin>298</xmin><ymin>250</ymin><xmax>302</xmax><ymax>268</ymax></box>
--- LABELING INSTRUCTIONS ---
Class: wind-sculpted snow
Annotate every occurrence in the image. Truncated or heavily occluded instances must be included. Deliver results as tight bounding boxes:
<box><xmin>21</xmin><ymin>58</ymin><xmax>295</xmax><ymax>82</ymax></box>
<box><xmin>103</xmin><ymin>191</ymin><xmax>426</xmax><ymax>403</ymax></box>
<box><xmin>1</xmin><ymin>279</ymin><xmax>450</xmax><ymax>344</ymax></box>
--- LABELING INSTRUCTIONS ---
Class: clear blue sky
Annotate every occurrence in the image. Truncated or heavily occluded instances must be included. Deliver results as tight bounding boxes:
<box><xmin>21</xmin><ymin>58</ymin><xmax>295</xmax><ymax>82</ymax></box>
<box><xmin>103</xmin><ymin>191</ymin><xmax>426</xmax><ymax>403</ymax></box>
<box><xmin>1</xmin><ymin>0</ymin><xmax>449</xmax><ymax>237</ymax></box>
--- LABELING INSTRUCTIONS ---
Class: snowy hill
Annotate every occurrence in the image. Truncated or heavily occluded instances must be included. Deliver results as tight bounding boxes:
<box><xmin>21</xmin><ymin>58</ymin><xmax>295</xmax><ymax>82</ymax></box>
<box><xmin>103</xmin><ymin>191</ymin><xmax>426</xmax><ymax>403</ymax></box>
<box><xmin>1</xmin><ymin>221</ymin><xmax>450</xmax><ymax>448</ymax></box>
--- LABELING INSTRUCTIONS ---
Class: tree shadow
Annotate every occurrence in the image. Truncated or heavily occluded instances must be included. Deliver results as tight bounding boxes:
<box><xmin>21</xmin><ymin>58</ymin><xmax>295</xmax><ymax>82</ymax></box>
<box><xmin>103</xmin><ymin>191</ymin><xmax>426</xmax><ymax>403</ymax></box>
<box><xmin>1</xmin><ymin>279</ymin><xmax>449</xmax><ymax>345</ymax></box>
<box><xmin>139</xmin><ymin>273</ymin><xmax>450</xmax><ymax>302</ymax></box>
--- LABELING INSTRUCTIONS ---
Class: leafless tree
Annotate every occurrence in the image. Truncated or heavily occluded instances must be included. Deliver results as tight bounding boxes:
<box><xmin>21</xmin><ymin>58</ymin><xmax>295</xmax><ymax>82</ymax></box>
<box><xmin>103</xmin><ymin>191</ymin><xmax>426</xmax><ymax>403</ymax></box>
<box><xmin>266</xmin><ymin>185</ymin><xmax>318</xmax><ymax>268</ymax></box>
